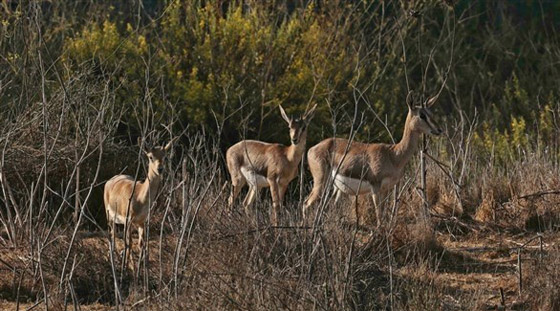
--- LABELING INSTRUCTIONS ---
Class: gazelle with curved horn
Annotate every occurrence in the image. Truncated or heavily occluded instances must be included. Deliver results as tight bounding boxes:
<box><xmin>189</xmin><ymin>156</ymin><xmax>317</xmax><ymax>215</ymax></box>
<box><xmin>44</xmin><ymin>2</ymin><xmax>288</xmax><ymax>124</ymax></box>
<box><xmin>303</xmin><ymin>92</ymin><xmax>442</xmax><ymax>227</ymax></box>
<box><xmin>104</xmin><ymin>137</ymin><xmax>175</xmax><ymax>251</ymax></box>
<box><xmin>227</xmin><ymin>104</ymin><xmax>317</xmax><ymax>225</ymax></box>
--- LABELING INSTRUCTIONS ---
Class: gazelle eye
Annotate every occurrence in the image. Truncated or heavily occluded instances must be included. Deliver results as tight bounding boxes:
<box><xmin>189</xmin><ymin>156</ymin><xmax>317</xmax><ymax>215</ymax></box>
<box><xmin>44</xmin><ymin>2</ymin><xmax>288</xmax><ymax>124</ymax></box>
<box><xmin>420</xmin><ymin>113</ymin><xmax>426</xmax><ymax>120</ymax></box>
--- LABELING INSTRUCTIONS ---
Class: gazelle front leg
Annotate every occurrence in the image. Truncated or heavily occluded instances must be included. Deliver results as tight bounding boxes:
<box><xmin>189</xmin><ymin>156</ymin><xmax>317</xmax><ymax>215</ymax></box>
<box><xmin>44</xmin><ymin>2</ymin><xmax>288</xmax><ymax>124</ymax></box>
<box><xmin>268</xmin><ymin>177</ymin><xmax>281</xmax><ymax>226</ymax></box>
<box><xmin>279</xmin><ymin>183</ymin><xmax>288</xmax><ymax>207</ymax></box>
<box><xmin>137</xmin><ymin>225</ymin><xmax>144</xmax><ymax>252</ymax></box>
<box><xmin>272</xmin><ymin>183</ymin><xmax>290</xmax><ymax>226</ymax></box>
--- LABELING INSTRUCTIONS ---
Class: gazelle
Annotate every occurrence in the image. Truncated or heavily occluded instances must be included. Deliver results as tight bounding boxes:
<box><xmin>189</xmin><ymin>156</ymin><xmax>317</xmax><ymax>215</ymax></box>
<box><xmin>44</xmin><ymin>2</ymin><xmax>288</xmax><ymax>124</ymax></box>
<box><xmin>104</xmin><ymin>138</ymin><xmax>174</xmax><ymax>252</ymax></box>
<box><xmin>226</xmin><ymin>104</ymin><xmax>317</xmax><ymax>225</ymax></box>
<box><xmin>303</xmin><ymin>92</ymin><xmax>442</xmax><ymax>227</ymax></box>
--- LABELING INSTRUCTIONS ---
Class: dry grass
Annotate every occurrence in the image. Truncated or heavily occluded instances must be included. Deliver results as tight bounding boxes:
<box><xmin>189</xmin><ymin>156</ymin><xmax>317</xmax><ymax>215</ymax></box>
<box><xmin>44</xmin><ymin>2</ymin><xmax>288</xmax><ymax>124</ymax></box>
<box><xmin>2</xmin><ymin>101</ymin><xmax>560</xmax><ymax>310</ymax></box>
<box><xmin>2</xmin><ymin>161</ymin><xmax>560</xmax><ymax>310</ymax></box>
<box><xmin>524</xmin><ymin>245</ymin><xmax>560</xmax><ymax>310</ymax></box>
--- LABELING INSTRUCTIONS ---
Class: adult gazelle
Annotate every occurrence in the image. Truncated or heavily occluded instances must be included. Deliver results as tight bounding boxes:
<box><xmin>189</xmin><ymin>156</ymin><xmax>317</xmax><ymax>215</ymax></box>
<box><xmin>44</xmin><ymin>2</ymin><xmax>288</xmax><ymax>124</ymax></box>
<box><xmin>227</xmin><ymin>104</ymin><xmax>317</xmax><ymax>225</ymax></box>
<box><xmin>104</xmin><ymin>138</ymin><xmax>174</xmax><ymax>252</ymax></box>
<box><xmin>303</xmin><ymin>93</ymin><xmax>442</xmax><ymax>227</ymax></box>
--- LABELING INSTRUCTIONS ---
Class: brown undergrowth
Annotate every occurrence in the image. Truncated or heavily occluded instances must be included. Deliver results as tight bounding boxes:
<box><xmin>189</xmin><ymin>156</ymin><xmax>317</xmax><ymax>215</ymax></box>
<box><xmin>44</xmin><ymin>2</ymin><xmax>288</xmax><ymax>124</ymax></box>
<box><xmin>1</xmin><ymin>126</ymin><xmax>560</xmax><ymax>310</ymax></box>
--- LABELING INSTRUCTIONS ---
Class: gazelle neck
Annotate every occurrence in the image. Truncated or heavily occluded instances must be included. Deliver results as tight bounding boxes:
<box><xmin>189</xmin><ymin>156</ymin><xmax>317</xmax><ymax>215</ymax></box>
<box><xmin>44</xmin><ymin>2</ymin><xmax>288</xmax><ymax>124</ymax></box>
<box><xmin>287</xmin><ymin>133</ymin><xmax>307</xmax><ymax>163</ymax></box>
<box><xmin>393</xmin><ymin>114</ymin><xmax>421</xmax><ymax>169</ymax></box>
<box><xmin>139</xmin><ymin>167</ymin><xmax>161</xmax><ymax>204</ymax></box>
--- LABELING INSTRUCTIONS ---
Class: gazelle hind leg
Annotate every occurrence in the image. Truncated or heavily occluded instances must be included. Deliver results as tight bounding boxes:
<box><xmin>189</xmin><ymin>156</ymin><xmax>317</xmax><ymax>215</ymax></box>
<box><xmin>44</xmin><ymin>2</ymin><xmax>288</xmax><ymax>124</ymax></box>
<box><xmin>137</xmin><ymin>225</ymin><xmax>144</xmax><ymax>252</ymax></box>
<box><xmin>372</xmin><ymin>189</ymin><xmax>386</xmax><ymax>228</ymax></box>
<box><xmin>349</xmin><ymin>195</ymin><xmax>360</xmax><ymax>226</ymax></box>
<box><xmin>117</xmin><ymin>223</ymin><xmax>134</xmax><ymax>266</ymax></box>
<box><xmin>228</xmin><ymin>177</ymin><xmax>246</xmax><ymax>208</ymax></box>
<box><xmin>303</xmin><ymin>181</ymin><xmax>323</xmax><ymax>213</ymax></box>
<box><xmin>226</xmin><ymin>149</ymin><xmax>246</xmax><ymax>209</ymax></box>
<box><xmin>303</xmin><ymin>174</ymin><xmax>326</xmax><ymax>222</ymax></box>
<box><xmin>105</xmin><ymin>206</ymin><xmax>116</xmax><ymax>240</ymax></box>
<box><xmin>108</xmin><ymin>220</ymin><xmax>115</xmax><ymax>240</ymax></box>
<box><xmin>333</xmin><ymin>187</ymin><xmax>343</xmax><ymax>204</ymax></box>
<box><xmin>243</xmin><ymin>186</ymin><xmax>257</xmax><ymax>218</ymax></box>
<box><xmin>303</xmin><ymin>147</ymin><xmax>328</xmax><ymax>222</ymax></box>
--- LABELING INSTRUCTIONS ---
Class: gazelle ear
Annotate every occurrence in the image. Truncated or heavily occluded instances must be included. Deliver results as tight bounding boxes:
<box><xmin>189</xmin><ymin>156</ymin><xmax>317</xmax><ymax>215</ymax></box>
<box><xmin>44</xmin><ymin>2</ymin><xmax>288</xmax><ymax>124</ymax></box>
<box><xmin>426</xmin><ymin>95</ymin><xmax>438</xmax><ymax>108</ymax></box>
<box><xmin>164</xmin><ymin>137</ymin><xmax>176</xmax><ymax>151</ymax></box>
<box><xmin>138</xmin><ymin>137</ymin><xmax>149</xmax><ymax>154</ymax></box>
<box><xmin>303</xmin><ymin>104</ymin><xmax>318</xmax><ymax>123</ymax></box>
<box><xmin>279</xmin><ymin>105</ymin><xmax>291</xmax><ymax>124</ymax></box>
<box><xmin>406</xmin><ymin>91</ymin><xmax>414</xmax><ymax>110</ymax></box>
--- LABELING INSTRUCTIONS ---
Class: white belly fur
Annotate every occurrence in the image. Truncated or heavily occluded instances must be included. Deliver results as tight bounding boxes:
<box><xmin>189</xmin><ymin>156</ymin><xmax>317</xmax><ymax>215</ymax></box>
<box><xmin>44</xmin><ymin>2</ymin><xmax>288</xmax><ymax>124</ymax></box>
<box><xmin>241</xmin><ymin>167</ymin><xmax>269</xmax><ymax>188</ymax></box>
<box><xmin>332</xmin><ymin>171</ymin><xmax>373</xmax><ymax>195</ymax></box>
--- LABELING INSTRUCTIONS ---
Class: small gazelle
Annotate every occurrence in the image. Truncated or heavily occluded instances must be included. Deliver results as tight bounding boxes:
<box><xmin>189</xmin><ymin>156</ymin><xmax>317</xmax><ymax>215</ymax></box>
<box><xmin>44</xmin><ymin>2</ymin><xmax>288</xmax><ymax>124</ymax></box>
<box><xmin>104</xmin><ymin>138</ymin><xmax>174</xmax><ymax>251</ymax></box>
<box><xmin>226</xmin><ymin>104</ymin><xmax>317</xmax><ymax>225</ymax></box>
<box><xmin>303</xmin><ymin>92</ymin><xmax>442</xmax><ymax>227</ymax></box>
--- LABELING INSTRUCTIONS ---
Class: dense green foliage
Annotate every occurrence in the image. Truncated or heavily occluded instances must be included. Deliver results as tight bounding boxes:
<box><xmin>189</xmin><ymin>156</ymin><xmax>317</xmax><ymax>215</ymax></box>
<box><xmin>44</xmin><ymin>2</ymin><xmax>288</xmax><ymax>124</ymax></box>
<box><xmin>2</xmin><ymin>0</ymin><xmax>560</xmax><ymax>159</ymax></box>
